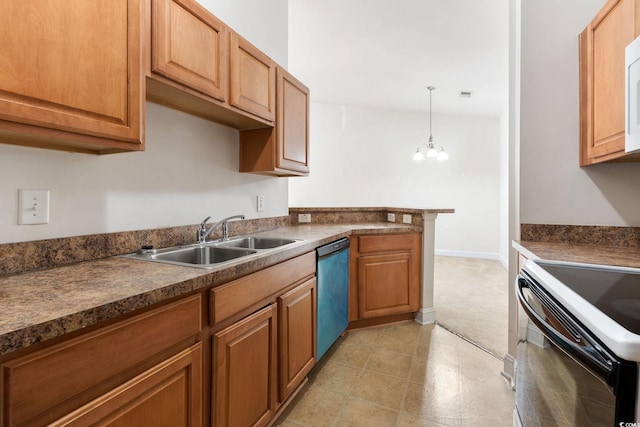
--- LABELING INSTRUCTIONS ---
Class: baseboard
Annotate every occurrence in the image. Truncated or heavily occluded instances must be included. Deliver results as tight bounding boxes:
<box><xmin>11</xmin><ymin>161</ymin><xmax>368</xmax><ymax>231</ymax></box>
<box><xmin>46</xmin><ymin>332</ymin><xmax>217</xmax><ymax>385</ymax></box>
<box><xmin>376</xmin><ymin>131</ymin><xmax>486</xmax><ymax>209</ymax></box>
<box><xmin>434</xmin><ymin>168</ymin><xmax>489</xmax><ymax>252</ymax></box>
<box><xmin>414</xmin><ymin>308</ymin><xmax>436</xmax><ymax>325</ymax></box>
<box><xmin>501</xmin><ymin>353</ymin><xmax>516</xmax><ymax>390</ymax></box>
<box><xmin>435</xmin><ymin>249</ymin><xmax>508</xmax><ymax>269</ymax></box>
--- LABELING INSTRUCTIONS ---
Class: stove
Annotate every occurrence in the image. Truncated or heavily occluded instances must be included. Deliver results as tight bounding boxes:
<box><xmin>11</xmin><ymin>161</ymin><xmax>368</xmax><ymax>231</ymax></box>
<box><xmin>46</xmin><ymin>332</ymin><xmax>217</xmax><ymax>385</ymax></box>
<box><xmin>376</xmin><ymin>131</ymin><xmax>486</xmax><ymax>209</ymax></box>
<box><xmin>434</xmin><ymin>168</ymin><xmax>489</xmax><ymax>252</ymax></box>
<box><xmin>524</xmin><ymin>260</ymin><xmax>640</xmax><ymax>362</ymax></box>
<box><xmin>516</xmin><ymin>259</ymin><xmax>640</xmax><ymax>426</ymax></box>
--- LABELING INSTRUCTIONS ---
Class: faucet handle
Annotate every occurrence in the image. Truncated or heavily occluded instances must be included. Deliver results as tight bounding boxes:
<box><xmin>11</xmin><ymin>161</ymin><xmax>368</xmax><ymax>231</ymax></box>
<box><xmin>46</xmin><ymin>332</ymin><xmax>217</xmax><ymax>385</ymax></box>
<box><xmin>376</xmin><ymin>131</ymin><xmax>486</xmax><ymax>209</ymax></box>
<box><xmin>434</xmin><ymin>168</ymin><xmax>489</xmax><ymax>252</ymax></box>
<box><xmin>199</xmin><ymin>216</ymin><xmax>212</xmax><ymax>228</ymax></box>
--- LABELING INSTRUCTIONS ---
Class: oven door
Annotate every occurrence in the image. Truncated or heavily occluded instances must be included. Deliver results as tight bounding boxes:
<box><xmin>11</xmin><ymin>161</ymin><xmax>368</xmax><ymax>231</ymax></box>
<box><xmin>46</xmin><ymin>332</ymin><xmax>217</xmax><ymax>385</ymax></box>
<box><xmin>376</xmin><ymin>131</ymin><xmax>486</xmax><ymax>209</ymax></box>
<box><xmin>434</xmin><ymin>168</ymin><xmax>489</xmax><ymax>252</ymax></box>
<box><xmin>515</xmin><ymin>273</ymin><xmax>637</xmax><ymax>426</ymax></box>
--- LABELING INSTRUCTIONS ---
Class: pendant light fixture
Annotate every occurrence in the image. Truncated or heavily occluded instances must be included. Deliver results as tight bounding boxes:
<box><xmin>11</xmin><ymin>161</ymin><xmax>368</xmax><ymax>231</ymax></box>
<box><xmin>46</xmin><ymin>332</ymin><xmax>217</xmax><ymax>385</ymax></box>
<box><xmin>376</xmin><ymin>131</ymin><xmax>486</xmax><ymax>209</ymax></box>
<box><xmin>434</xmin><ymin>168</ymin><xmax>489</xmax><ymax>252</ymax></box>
<box><xmin>413</xmin><ymin>86</ymin><xmax>449</xmax><ymax>161</ymax></box>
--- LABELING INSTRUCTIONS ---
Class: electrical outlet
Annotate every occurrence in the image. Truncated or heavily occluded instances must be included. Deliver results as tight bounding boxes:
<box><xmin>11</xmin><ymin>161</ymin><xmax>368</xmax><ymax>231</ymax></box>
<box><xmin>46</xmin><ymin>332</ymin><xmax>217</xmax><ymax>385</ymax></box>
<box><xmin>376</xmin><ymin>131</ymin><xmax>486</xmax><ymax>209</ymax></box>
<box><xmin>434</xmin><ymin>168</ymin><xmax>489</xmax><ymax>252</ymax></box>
<box><xmin>387</xmin><ymin>213</ymin><xmax>395</xmax><ymax>222</ymax></box>
<box><xmin>403</xmin><ymin>214</ymin><xmax>412</xmax><ymax>224</ymax></box>
<box><xmin>257</xmin><ymin>195</ymin><xmax>265</xmax><ymax>212</ymax></box>
<box><xmin>298</xmin><ymin>213</ymin><xmax>311</xmax><ymax>223</ymax></box>
<box><xmin>19</xmin><ymin>189</ymin><xmax>50</xmax><ymax>225</ymax></box>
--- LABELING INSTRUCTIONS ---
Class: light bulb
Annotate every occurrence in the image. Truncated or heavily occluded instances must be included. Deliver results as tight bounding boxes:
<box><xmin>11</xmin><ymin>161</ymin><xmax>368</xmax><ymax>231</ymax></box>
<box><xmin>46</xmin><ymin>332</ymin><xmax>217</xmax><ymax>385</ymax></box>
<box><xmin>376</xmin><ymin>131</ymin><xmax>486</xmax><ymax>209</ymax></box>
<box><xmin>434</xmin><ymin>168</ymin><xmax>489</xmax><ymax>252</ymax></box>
<box><xmin>413</xmin><ymin>150</ymin><xmax>425</xmax><ymax>161</ymax></box>
<box><xmin>437</xmin><ymin>149</ymin><xmax>449</xmax><ymax>161</ymax></box>
<box><xmin>426</xmin><ymin>143</ymin><xmax>438</xmax><ymax>157</ymax></box>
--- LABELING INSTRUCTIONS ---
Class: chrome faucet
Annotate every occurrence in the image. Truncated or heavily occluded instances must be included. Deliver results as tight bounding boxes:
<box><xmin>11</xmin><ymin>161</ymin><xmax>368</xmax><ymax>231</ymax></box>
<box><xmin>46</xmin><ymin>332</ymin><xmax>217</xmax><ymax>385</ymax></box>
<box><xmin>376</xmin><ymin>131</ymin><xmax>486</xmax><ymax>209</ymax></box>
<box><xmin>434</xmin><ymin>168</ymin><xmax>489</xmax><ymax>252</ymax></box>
<box><xmin>196</xmin><ymin>215</ymin><xmax>245</xmax><ymax>243</ymax></box>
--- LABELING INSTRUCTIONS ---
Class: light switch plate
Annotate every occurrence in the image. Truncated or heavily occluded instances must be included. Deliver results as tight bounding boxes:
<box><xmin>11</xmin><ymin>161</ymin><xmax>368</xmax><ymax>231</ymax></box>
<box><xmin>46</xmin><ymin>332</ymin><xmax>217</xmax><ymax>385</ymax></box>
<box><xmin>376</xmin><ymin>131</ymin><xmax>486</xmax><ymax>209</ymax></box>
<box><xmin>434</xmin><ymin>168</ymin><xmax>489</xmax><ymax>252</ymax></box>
<box><xmin>403</xmin><ymin>214</ymin><xmax>412</xmax><ymax>224</ymax></box>
<box><xmin>257</xmin><ymin>195</ymin><xmax>265</xmax><ymax>212</ymax></box>
<box><xmin>387</xmin><ymin>213</ymin><xmax>395</xmax><ymax>222</ymax></box>
<box><xmin>19</xmin><ymin>189</ymin><xmax>50</xmax><ymax>225</ymax></box>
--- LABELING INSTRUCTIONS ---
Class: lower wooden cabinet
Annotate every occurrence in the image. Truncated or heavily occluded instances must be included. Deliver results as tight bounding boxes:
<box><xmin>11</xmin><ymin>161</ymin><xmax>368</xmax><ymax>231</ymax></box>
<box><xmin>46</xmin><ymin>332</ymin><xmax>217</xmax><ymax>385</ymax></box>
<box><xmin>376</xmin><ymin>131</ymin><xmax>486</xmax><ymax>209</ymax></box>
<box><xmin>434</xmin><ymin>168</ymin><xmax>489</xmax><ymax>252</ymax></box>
<box><xmin>1</xmin><ymin>295</ymin><xmax>202</xmax><ymax>426</ymax></box>
<box><xmin>349</xmin><ymin>233</ymin><xmax>421</xmax><ymax>325</ymax></box>
<box><xmin>0</xmin><ymin>253</ymin><xmax>318</xmax><ymax>427</ymax></box>
<box><xmin>213</xmin><ymin>304</ymin><xmax>278</xmax><ymax>427</ymax></box>
<box><xmin>278</xmin><ymin>278</ymin><xmax>316</xmax><ymax>402</ymax></box>
<box><xmin>50</xmin><ymin>343</ymin><xmax>202</xmax><ymax>427</ymax></box>
<box><xmin>212</xmin><ymin>277</ymin><xmax>317</xmax><ymax>427</ymax></box>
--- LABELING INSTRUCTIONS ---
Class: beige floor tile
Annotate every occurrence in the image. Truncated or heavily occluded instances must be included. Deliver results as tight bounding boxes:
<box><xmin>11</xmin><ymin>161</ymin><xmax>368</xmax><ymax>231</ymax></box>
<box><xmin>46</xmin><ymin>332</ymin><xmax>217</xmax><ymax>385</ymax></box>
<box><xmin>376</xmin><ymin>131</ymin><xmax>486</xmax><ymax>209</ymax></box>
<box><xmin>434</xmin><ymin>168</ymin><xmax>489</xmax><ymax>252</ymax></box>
<box><xmin>334</xmin><ymin>399</ymin><xmax>399</xmax><ymax>427</ymax></box>
<box><xmin>326</xmin><ymin>337</ymin><xmax>372</xmax><ymax>369</ymax></box>
<box><xmin>396</xmin><ymin>413</ymin><xmax>462</xmax><ymax>427</ymax></box>
<box><xmin>351</xmin><ymin>370</ymin><xmax>408</xmax><ymax>410</ymax></box>
<box><xmin>461</xmin><ymin>416</ymin><xmax>512</xmax><ymax>427</ymax></box>
<box><xmin>344</xmin><ymin>326</ymin><xmax>384</xmax><ymax>348</ymax></box>
<box><xmin>271</xmin><ymin>419</ymin><xmax>304</xmax><ymax>427</ymax></box>
<box><xmin>309</xmin><ymin>360</ymin><xmax>360</xmax><ymax>395</ymax></box>
<box><xmin>283</xmin><ymin>387</ymin><xmax>346</xmax><ymax>427</ymax></box>
<box><xmin>366</xmin><ymin>348</ymin><xmax>413</xmax><ymax>379</ymax></box>
<box><xmin>374</xmin><ymin>322</ymin><xmax>421</xmax><ymax>355</ymax></box>
<box><xmin>415</xmin><ymin>332</ymin><xmax>460</xmax><ymax>364</ymax></box>
<box><xmin>403</xmin><ymin>378</ymin><xmax>462</xmax><ymax>420</ymax></box>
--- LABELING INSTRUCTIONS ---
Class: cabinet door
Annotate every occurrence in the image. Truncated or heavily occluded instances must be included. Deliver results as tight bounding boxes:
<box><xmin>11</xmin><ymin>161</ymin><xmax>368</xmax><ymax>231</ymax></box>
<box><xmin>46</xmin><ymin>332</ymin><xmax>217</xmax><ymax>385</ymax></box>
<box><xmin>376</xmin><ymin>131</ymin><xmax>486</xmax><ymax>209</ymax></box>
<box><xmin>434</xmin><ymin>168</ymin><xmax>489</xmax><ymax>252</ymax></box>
<box><xmin>357</xmin><ymin>252</ymin><xmax>419</xmax><ymax>318</ymax></box>
<box><xmin>151</xmin><ymin>0</ymin><xmax>228</xmax><ymax>102</ymax></box>
<box><xmin>213</xmin><ymin>304</ymin><xmax>277</xmax><ymax>427</ymax></box>
<box><xmin>0</xmin><ymin>0</ymin><xmax>144</xmax><ymax>153</ymax></box>
<box><xmin>276</xmin><ymin>67</ymin><xmax>310</xmax><ymax>175</ymax></box>
<box><xmin>278</xmin><ymin>278</ymin><xmax>316</xmax><ymax>402</ymax></box>
<box><xmin>49</xmin><ymin>344</ymin><xmax>202</xmax><ymax>427</ymax></box>
<box><xmin>580</xmin><ymin>0</ymin><xmax>640</xmax><ymax>165</ymax></box>
<box><xmin>229</xmin><ymin>32</ymin><xmax>276</xmax><ymax>122</ymax></box>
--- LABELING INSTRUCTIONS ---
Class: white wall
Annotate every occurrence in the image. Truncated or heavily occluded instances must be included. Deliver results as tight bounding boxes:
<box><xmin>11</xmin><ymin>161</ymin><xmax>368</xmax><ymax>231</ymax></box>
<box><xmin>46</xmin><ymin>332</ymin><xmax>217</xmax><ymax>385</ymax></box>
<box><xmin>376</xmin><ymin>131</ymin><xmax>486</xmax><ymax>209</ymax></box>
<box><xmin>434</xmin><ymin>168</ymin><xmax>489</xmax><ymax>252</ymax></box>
<box><xmin>499</xmin><ymin>109</ymin><xmax>510</xmax><ymax>265</ymax></box>
<box><xmin>288</xmin><ymin>102</ymin><xmax>503</xmax><ymax>257</ymax></box>
<box><xmin>521</xmin><ymin>0</ymin><xmax>640</xmax><ymax>226</ymax></box>
<box><xmin>0</xmin><ymin>0</ymin><xmax>289</xmax><ymax>244</ymax></box>
<box><xmin>200</xmin><ymin>0</ymin><xmax>287</xmax><ymax>66</ymax></box>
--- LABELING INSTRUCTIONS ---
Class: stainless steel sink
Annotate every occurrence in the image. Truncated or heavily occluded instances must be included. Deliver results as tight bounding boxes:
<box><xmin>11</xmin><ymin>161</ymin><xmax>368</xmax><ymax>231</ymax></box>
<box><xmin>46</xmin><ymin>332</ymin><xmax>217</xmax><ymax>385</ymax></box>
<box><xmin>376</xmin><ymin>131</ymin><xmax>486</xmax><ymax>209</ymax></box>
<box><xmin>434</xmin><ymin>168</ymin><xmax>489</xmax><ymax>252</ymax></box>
<box><xmin>217</xmin><ymin>236</ymin><xmax>297</xmax><ymax>250</ymax></box>
<box><xmin>123</xmin><ymin>235</ymin><xmax>300</xmax><ymax>269</ymax></box>
<box><xmin>151</xmin><ymin>246</ymin><xmax>256</xmax><ymax>265</ymax></box>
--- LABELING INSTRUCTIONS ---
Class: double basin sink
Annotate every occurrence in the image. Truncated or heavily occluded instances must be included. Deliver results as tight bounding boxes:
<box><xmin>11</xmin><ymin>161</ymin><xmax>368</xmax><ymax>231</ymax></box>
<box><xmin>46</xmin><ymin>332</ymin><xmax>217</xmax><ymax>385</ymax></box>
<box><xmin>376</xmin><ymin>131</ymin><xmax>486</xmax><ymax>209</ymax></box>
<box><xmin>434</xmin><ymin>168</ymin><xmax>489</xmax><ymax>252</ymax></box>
<box><xmin>125</xmin><ymin>236</ymin><xmax>299</xmax><ymax>269</ymax></box>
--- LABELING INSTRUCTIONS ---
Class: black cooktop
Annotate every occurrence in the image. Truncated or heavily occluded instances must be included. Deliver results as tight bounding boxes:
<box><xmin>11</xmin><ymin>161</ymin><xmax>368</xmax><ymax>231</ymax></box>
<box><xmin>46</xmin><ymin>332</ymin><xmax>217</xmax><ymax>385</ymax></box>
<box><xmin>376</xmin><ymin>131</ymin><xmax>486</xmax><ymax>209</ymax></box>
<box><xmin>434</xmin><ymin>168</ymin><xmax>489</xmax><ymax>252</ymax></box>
<box><xmin>539</xmin><ymin>262</ymin><xmax>640</xmax><ymax>335</ymax></box>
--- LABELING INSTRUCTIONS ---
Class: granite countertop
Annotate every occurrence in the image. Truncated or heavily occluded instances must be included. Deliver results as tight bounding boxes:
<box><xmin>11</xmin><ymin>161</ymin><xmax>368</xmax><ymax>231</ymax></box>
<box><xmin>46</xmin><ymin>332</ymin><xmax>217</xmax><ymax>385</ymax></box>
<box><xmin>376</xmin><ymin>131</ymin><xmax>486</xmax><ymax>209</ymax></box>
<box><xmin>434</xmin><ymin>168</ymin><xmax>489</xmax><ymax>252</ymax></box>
<box><xmin>0</xmin><ymin>223</ymin><xmax>421</xmax><ymax>357</ymax></box>
<box><xmin>513</xmin><ymin>240</ymin><xmax>640</xmax><ymax>269</ymax></box>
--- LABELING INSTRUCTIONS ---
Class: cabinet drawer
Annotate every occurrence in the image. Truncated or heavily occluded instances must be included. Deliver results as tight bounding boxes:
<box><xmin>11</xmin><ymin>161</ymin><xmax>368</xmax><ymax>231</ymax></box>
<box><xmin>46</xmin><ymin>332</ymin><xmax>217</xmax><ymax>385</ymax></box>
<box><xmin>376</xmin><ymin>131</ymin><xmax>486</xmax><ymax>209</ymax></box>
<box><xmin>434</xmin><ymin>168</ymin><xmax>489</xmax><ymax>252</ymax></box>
<box><xmin>210</xmin><ymin>252</ymin><xmax>315</xmax><ymax>325</ymax></box>
<box><xmin>2</xmin><ymin>294</ymin><xmax>201</xmax><ymax>426</ymax></box>
<box><xmin>358</xmin><ymin>233</ymin><xmax>419</xmax><ymax>254</ymax></box>
<box><xmin>50</xmin><ymin>343</ymin><xmax>202</xmax><ymax>427</ymax></box>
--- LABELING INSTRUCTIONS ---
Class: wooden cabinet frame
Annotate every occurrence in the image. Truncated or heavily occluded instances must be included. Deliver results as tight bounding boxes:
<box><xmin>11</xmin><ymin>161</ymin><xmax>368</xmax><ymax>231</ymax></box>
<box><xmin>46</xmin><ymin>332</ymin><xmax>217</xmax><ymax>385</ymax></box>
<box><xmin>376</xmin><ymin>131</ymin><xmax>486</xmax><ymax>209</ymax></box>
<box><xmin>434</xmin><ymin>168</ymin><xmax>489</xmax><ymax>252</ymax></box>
<box><xmin>579</xmin><ymin>0</ymin><xmax>640</xmax><ymax>165</ymax></box>
<box><xmin>0</xmin><ymin>0</ymin><xmax>145</xmax><ymax>154</ymax></box>
<box><xmin>151</xmin><ymin>0</ymin><xmax>228</xmax><ymax>102</ymax></box>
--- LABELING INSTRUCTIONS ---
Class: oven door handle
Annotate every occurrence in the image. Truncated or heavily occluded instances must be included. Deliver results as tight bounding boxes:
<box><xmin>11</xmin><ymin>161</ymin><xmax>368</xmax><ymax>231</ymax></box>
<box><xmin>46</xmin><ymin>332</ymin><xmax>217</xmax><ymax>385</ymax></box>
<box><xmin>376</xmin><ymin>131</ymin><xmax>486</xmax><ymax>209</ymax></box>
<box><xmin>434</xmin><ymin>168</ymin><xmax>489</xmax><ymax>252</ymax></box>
<box><xmin>516</xmin><ymin>277</ymin><xmax>614</xmax><ymax>384</ymax></box>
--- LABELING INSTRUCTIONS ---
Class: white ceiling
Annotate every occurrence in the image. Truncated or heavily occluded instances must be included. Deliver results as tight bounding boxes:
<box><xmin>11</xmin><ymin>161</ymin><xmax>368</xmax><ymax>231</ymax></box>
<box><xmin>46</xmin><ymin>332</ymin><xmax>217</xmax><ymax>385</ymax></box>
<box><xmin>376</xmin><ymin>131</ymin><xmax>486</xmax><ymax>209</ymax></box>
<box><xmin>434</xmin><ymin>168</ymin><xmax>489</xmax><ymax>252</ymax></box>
<box><xmin>288</xmin><ymin>0</ymin><xmax>509</xmax><ymax>118</ymax></box>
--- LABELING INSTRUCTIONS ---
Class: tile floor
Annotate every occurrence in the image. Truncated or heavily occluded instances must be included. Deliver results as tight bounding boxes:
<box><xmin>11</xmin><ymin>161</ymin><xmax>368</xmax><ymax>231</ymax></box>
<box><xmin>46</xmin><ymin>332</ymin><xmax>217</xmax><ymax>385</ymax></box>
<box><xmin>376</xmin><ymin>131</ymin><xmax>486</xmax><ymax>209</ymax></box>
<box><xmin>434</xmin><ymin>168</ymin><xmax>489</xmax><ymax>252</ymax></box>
<box><xmin>275</xmin><ymin>257</ymin><xmax>514</xmax><ymax>427</ymax></box>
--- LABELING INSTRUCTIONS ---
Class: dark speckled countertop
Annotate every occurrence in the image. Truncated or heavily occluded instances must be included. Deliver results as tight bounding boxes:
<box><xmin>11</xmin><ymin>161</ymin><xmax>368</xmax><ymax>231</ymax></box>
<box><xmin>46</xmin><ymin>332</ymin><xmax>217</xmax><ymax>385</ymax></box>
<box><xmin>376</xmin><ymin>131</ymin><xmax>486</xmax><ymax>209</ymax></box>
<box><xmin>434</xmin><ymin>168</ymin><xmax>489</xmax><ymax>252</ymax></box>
<box><xmin>513</xmin><ymin>240</ymin><xmax>640</xmax><ymax>268</ymax></box>
<box><xmin>0</xmin><ymin>223</ymin><xmax>423</xmax><ymax>357</ymax></box>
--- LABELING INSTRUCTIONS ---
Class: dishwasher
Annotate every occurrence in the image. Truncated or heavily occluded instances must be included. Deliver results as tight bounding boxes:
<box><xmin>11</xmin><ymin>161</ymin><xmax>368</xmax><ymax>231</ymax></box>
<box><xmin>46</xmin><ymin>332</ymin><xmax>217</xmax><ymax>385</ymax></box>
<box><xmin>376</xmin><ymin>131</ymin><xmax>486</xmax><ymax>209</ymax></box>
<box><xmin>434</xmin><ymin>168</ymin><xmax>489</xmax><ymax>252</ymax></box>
<box><xmin>316</xmin><ymin>237</ymin><xmax>350</xmax><ymax>360</ymax></box>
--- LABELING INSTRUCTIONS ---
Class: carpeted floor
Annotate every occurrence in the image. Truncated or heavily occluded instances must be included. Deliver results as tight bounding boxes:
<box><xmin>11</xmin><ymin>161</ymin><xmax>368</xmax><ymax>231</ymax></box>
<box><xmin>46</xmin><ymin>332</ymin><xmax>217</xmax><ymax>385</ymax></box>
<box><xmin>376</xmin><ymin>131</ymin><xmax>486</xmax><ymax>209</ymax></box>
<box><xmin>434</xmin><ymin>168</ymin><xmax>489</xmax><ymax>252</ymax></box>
<box><xmin>433</xmin><ymin>256</ymin><xmax>509</xmax><ymax>358</ymax></box>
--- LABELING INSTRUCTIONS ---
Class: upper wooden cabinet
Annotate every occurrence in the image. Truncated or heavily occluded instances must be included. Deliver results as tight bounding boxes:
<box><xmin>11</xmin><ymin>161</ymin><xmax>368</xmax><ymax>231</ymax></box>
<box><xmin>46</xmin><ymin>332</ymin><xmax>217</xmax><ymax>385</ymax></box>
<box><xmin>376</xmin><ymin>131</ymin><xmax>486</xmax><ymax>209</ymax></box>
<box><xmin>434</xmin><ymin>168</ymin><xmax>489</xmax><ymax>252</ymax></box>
<box><xmin>151</xmin><ymin>0</ymin><xmax>228</xmax><ymax>102</ymax></box>
<box><xmin>239</xmin><ymin>67</ymin><xmax>311</xmax><ymax>176</ymax></box>
<box><xmin>146</xmin><ymin>0</ymin><xmax>277</xmax><ymax>130</ymax></box>
<box><xmin>0</xmin><ymin>0</ymin><xmax>145</xmax><ymax>154</ymax></box>
<box><xmin>229</xmin><ymin>33</ymin><xmax>277</xmax><ymax>122</ymax></box>
<box><xmin>579</xmin><ymin>0</ymin><xmax>640</xmax><ymax>165</ymax></box>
